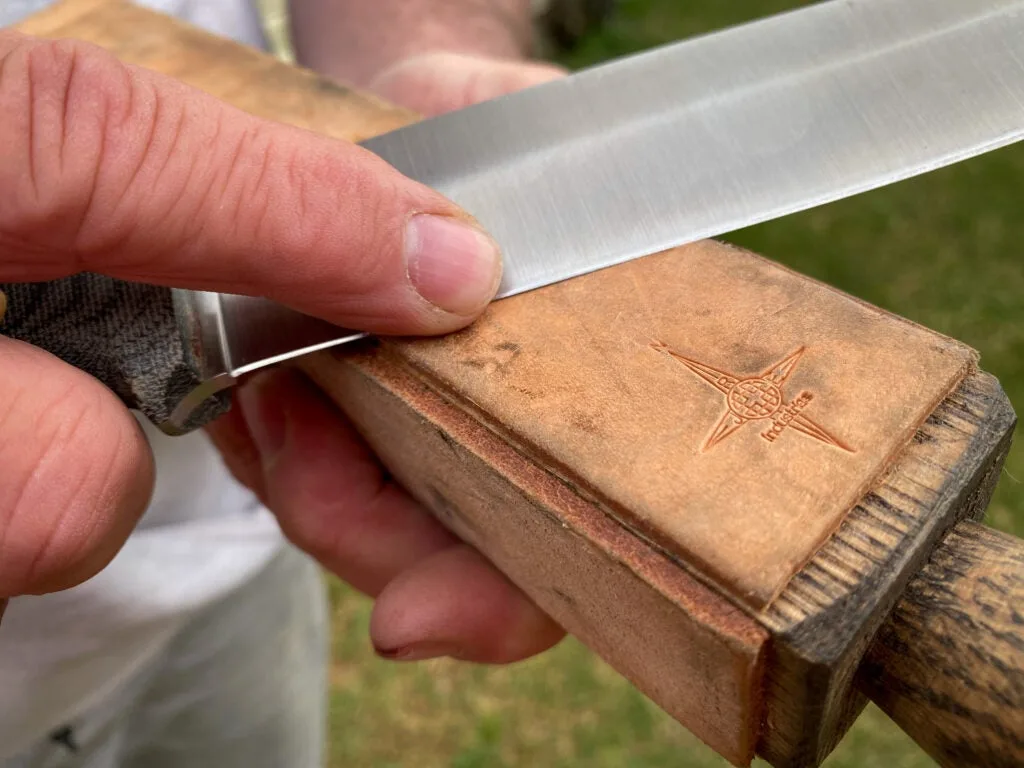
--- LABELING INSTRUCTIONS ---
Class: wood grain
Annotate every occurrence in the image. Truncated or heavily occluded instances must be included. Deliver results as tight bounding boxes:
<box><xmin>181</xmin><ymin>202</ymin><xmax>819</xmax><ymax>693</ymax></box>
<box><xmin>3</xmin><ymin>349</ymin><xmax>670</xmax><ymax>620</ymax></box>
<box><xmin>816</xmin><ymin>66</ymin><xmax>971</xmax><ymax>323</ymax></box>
<box><xmin>858</xmin><ymin>521</ymin><xmax>1024</xmax><ymax>767</ymax></box>
<box><xmin>760</xmin><ymin>372</ymin><xmax>1016</xmax><ymax>766</ymax></box>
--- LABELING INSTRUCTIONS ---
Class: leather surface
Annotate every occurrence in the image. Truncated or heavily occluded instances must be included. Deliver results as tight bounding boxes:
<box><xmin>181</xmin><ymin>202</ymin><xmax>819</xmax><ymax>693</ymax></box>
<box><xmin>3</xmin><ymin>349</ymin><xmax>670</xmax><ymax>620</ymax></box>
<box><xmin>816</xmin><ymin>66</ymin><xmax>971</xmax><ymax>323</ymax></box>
<box><xmin>393</xmin><ymin>241</ymin><xmax>976</xmax><ymax>609</ymax></box>
<box><xmin>305</xmin><ymin>348</ymin><xmax>768</xmax><ymax>765</ymax></box>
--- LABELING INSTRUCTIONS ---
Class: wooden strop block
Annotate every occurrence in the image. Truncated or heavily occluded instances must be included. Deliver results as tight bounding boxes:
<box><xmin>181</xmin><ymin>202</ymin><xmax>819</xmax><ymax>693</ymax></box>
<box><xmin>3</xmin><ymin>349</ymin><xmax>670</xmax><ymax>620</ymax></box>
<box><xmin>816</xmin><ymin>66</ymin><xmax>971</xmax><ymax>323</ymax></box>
<box><xmin>17</xmin><ymin>3</ymin><xmax>1024</xmax><ymax>766</ymax></box>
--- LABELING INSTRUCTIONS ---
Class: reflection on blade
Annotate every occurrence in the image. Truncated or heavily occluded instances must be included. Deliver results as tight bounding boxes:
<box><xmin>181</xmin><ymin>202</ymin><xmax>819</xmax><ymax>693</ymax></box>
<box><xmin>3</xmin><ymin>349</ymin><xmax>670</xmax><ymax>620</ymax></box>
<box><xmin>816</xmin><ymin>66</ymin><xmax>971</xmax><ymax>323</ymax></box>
<box><xmin>216</xmin><ymin>293</ymin><xmax>366</xmax><ymax>375</ymax></box>
<box><xmin>361</xmin><ymin>0</ymin><xmax>1024</xmax><ymax>299</ymax></box>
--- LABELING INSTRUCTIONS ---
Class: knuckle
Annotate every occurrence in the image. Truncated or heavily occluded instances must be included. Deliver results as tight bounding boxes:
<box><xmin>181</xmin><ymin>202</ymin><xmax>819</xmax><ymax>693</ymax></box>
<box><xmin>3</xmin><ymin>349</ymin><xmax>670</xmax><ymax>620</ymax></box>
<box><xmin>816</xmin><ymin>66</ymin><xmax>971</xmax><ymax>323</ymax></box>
<box><xmin>459</xmin><ymin>68</ymin><xmax>488</xmax><ymax>110</ymax></box>
<box><xmin>338</xmin><ymin>162</ymin><xmax>405</xmax><ymax>287</ymax></box>
<box><xmin>278</xmin><ymin>512</ymin><xmax>336</xmax><ymax>564</ymax></box>
<box><xmin>218</xmin><ymin>122</ymin><xmax>277</xmax><ymax>243</ymax></box>
<box><xmin>272</xmin><ymin>479</ymin><xmax>372</xmax><ymax>569</ymax></box>
<box><xmin>259</xmin><ymin>140</ymin><xmax>400</xmax><ymax>294</ymax></box>
<box><xmin>275</xmin><ymin>499</ymin><xmax>346</xmax><ymax>568</ymax></box>
<box><xmin>0</xmin><ymin>34</ymin><xmax>137</xmax><ymax>266</ymax></box>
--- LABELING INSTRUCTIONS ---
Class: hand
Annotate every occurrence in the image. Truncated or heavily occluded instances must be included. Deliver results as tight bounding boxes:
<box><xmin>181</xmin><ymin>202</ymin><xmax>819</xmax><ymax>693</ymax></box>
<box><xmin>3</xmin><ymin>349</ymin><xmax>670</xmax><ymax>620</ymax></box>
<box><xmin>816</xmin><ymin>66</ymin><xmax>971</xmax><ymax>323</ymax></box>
<box><xmin>369</xmin><ymin>51</ymin><xmax>566</xmax><ymax>117</ymax></box>
<box><xmin>0</xmin><ymin>31</ymin><xmax>561</xmax><ymax>662</ymax></box>
<box><xmin>207</xmin><ymin>50</ymin><xmax>569</xmax><ymax>664</ymax></box>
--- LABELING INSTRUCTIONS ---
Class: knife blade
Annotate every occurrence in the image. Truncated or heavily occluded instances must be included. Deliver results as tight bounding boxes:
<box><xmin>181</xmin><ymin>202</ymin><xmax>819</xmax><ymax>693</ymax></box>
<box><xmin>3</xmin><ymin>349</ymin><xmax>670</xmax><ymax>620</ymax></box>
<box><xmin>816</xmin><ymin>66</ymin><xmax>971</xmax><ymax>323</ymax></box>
<box><xmin>3</xmin><ymin>0</ymin><xmax>1024</xmax><ymax>434</ymax></box>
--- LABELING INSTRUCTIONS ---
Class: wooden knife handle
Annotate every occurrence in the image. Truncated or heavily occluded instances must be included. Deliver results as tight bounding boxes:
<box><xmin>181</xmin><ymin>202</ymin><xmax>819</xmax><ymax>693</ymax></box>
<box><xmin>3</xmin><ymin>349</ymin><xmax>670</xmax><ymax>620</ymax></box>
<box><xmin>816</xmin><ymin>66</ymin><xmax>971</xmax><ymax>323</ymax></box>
<box><xmin>857</xmin><ymin>520</ymin><xmax>1024</xmax><ymax>767</ymax></box>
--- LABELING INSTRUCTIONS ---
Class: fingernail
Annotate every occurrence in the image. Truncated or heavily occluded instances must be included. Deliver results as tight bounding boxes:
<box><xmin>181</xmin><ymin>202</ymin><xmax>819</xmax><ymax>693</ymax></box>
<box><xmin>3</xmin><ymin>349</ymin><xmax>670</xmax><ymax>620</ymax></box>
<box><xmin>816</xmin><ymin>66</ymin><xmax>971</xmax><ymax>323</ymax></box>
<box><xmin>406</xmin><ymin>214</ymin><xmax>502</xmax><ymax>315</ymax></box>
<box><xmin>375</xmin><ymin>641</ymin><xmax>462</xmax><ymax>662</ymax></box>
<box><xmin>237</xmin><ymin>371</ymin><xmax>288</xmax><ymax>461</ymax></box>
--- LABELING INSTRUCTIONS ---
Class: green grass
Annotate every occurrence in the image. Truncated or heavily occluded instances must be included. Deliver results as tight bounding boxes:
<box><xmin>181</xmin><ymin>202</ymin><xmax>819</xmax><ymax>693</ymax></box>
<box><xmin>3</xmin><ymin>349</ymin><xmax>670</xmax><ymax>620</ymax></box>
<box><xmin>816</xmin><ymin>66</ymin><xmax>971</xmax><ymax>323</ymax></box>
<box><xmin>324</xmin><ymin>583</ymin><xmax>939</xmax><ymax>768</ymax></box>
<box><xmin>301</xmin><ymin>1</ymin><xmax>1023</xmax><ymax>765</ymax></box>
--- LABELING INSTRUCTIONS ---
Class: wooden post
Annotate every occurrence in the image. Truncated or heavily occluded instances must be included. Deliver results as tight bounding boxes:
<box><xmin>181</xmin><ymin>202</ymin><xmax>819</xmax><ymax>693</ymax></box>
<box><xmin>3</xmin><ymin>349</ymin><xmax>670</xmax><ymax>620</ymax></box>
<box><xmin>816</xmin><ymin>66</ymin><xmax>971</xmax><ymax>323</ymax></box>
<box><xmin>15</xmin><ymin>3</ymin><xmax>1023</xmax><ymax>765</ymax></box>
<box><xmin>858</xmin><ymin>522</ymin><xmax>1024</xmax><ymax>767</ymax></box>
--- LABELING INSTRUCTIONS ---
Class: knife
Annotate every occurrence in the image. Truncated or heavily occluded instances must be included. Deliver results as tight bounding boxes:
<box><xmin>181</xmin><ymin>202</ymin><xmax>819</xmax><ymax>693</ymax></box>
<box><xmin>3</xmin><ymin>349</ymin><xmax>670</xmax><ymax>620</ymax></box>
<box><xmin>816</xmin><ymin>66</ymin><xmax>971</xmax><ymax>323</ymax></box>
<box><xmin>3</xmin><ymin>0</ymin><xmax>1023</xmax><ymax>435</ymax></box>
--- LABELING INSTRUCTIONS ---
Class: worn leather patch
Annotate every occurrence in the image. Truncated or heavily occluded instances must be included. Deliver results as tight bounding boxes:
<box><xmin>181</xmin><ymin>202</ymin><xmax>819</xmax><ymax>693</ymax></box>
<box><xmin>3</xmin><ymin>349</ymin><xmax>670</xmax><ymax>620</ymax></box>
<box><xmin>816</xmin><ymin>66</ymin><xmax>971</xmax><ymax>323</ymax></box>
<box><xmin>394</xmin><ymin>241</ymin><xmax>976</xmax><ymax>609</ymax></box>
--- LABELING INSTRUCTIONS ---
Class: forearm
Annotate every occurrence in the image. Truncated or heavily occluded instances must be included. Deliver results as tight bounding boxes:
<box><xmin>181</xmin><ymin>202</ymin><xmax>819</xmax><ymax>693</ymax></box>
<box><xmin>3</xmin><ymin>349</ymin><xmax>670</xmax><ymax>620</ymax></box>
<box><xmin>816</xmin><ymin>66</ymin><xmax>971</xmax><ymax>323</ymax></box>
<box><xmin>288</xmin><ymin>0</ymin><xmax>536</xmax><ymax>88</ymax></box>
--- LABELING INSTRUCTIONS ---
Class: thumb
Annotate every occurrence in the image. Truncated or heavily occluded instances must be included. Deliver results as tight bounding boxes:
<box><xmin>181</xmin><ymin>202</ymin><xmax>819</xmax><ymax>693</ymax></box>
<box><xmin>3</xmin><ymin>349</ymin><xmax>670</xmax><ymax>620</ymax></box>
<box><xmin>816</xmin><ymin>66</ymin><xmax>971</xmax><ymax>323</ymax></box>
<box><xmin>0</xmin><ymin>32</ymin><xmax>501</xmax><ymax>336</ymax></box>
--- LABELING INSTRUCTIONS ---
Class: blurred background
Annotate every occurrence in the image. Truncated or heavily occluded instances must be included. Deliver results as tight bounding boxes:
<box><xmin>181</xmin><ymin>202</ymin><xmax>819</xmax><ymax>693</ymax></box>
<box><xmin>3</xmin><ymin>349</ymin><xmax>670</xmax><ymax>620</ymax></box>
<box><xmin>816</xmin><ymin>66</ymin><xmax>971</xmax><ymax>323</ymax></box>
<box><xmin>259</xmin><ymin>1</ymin><xmax>1024</xmax><ymax>766</ymax></box>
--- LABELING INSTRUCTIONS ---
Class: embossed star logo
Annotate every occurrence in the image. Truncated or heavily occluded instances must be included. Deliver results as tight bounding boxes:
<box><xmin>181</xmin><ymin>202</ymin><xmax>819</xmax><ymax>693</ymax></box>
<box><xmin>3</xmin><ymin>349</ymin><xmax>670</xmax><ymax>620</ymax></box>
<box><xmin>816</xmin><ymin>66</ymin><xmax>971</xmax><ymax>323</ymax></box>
<box><xmin>651</xmin><ymin>341</ymin><xmax>853</xmax><ymax>454</ymax></box>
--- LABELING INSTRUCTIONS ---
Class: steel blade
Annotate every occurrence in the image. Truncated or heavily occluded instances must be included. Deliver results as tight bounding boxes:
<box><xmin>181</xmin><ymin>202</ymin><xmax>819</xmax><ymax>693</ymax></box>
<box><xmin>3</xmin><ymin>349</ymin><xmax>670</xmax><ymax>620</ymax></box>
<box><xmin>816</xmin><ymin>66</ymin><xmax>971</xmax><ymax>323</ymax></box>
<box><xmin>361</xmin><ymin>0</ymin><xmax>1024</xmax><ymax>299</ymax></box>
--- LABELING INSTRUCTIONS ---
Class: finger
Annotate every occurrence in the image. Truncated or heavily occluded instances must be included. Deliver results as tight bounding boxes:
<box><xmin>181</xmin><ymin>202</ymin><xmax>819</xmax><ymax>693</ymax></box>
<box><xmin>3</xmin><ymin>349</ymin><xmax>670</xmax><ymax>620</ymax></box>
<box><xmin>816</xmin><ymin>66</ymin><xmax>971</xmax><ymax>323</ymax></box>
<box><xmin>368</xmin><ymin>52</ymin><xmax>567</xmax><ymax>116</ymax></box>
<box><xmin>205</xmin><ymin>389</ymin><xmax>266</xmax><ymax>503</ymax></box>
<box><xmin>235</xmin><ymin>366</ymin><xmax>564</xmax><ymax>663</ymax></box>
<box><xmin>370</xmin><ymin>544</ymin><xmax>565</xmax><ymax>664</ymax></box>
<box><xmin>0</xmin><ymin>336</ymin><xmax>153</xmax><ymax>598</ymax></box>
<box><xmin>234</xmin><ymin>367</ymin><xmax>456</xmax><ymax>596</ymax></box>
<box><xmin>0</xmin><ymin>32</ymin><xmax>501</xmax><ymax>335</ymax></box>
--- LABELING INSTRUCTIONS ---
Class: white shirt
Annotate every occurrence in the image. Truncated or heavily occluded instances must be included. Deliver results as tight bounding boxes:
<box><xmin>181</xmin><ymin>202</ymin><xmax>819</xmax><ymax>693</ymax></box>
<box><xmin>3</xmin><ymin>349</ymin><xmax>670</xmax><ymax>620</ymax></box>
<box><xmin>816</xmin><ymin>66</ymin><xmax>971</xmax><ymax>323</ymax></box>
<box><xmin>0</xmin><ymin>1</ymin><xmax>285</xmax><ymax>757</ymax></box>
